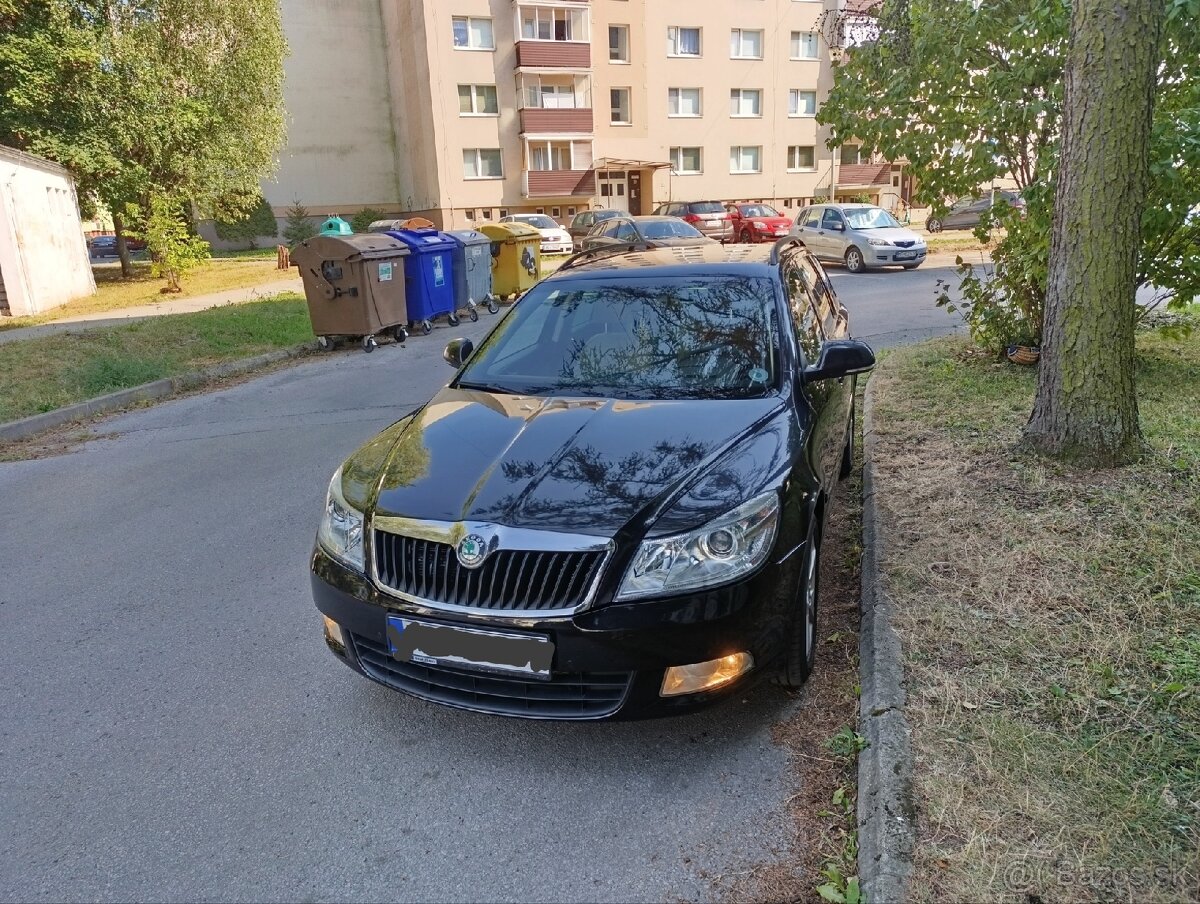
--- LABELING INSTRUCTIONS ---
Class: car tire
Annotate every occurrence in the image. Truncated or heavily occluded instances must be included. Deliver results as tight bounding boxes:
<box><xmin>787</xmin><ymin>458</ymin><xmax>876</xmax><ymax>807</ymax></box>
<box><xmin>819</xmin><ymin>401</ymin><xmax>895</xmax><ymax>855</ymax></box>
<box><xmin>778</xmin><ymin>517</ymin><xmax>822</xmax><ymax>688</ymax></box>
<box><xmin>839</xmin><ymin>400</ymin><xmax>855</xmax><ymax>480</ymax></box>
<box><xmin>740</xmin><ymin>229</ymin><xmax>754</xmax><ymax>244</ymax></box>
<box><xmin>926</xmin><ymin>218</ymin><xmax>943</xmax><ymax>233</ymax></box>
<box><xmin>844</xmin><ymin>247</ymin><xmax>866</xmax><ymax>273</ymax></box>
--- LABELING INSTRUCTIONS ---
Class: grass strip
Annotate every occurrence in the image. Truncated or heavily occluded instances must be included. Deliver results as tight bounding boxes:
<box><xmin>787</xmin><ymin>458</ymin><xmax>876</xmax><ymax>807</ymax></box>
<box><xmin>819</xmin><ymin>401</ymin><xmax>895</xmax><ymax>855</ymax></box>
<box><xmin>0</xmin><ymin>295</ymin><xmax>312</xmax><ymax>423</ymax></box>
<box><xmin>869</xmin><ymin>329</ymin><xmax>1199</xmax><ymax>901</ymax></box>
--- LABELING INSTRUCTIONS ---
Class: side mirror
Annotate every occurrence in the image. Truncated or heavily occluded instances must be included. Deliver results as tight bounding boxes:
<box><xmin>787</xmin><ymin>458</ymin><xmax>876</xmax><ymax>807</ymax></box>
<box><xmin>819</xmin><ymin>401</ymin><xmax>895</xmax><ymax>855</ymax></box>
<box><xmin>443</xmin><ymin>338</ymin><xmax>474</xmax><ymax>369</ymax></box>
<box><xmin>833</xmin><ymin>223</ymin><xmax>846</xmax><ymax>232</ymax></box>
<box><xmin>803</xmin><ymin>339</ymin><xmax>875</xmax><ymax>383</ymax></box>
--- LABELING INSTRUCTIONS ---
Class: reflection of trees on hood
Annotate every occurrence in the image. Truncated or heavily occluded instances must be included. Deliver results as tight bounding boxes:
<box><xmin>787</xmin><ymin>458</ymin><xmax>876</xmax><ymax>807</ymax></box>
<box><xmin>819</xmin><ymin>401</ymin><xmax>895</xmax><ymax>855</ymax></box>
<box><xmin>493</xmin><ymin>436</ymin><xmax>712</xmax><ymax>521</ymax></box>
<box><xmin>552</xmin><ymin>280</ymin><xmax>775</xmax><ymax>396</ymax></box>
<box><xmin>378</xmin><ymin>421</ymin><xmax>432</xmax><ymax>492</ymax></box>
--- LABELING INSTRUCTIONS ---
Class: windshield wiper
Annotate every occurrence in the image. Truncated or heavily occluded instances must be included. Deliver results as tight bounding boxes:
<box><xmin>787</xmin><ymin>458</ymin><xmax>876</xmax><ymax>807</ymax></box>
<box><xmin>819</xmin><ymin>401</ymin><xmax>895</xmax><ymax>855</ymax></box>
<box><xmin>456</xmin><ymin>380</ymin><xmax>521</xmax><ymax>395</ymax></box>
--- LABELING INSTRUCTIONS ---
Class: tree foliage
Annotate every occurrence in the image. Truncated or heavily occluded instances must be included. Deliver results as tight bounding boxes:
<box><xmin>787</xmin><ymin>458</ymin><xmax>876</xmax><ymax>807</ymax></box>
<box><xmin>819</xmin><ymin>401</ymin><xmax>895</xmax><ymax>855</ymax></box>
<box><xmin>0</xmin><ymin>0</ymin><xmax>287</xmax><ymax>280</ymax></box>
<box><xmin>214</xmin><ymin>194</ymin><xmax>278</xmax><ymax>248</ymax></box>
<box><xmin>819</xmin><ymin>0</ymin><xmax>1200</xmax><ymax>350</ymax></box>
<box><xmin>350</xmin><ymin>208</ymin><xmax>386</xmax><ymax>234</ymax></box>
<box><xmin>133</xmin><ymin>196</ymin><xmax>211</xmax><ymax>293</ymax></box>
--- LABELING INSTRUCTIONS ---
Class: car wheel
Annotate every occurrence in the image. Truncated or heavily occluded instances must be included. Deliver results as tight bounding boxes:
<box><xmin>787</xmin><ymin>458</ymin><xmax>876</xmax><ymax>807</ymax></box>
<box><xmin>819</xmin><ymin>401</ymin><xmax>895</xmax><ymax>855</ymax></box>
<box><xmin>839</xmin><ymin>400</ymin><xmax>855</xmax><ymax>480</ymax></box>
<box><xmin>740</xmin><ymin>229</ymin><xmax>754</xmax><ymax>244</ymax></box>
<box><xmin>926</xmin><ymin>218</ymin><xmax>943</xmax><ymax>233</ymax></box>
<box><xmin>844</xmin><ymin>247</ymin><xmax>866</xmax><ymax>273</ymax></box>
<box><xmin>779</xmin><ymin>518</ymin><xmax>822</xmax><ymax>688</ymax></box>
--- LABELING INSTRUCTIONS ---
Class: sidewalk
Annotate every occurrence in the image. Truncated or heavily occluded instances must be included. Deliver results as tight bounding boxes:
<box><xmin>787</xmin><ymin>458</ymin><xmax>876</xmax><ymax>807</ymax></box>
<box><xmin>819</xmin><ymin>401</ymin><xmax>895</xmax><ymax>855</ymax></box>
<box><xmin>0</xmin><ymin>275</ymin><xmax>303</xmax><ymax>346</ymax></box>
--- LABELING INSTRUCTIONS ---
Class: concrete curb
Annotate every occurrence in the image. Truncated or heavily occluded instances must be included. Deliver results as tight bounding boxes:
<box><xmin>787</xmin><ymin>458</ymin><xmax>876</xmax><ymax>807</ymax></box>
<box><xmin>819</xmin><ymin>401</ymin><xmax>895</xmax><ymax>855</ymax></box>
<box><xmin>857</xmin><ymin>377</ymin><xmax>916</xmax><ymax>902</ymax></box>
<box><xmin>0</xmin><ymin>343</ymin><xmax>315</xmax><ymax>443</ymax></box>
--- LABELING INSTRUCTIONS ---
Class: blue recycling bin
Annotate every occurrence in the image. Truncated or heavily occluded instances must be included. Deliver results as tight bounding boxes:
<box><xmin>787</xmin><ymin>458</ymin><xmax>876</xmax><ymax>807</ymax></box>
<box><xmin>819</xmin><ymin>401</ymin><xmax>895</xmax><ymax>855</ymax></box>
<box><xmin>445</xmin><ymin>229</ymin><xmax>499</xmax><ymax>318</ymax></box>
<box><xmin>385</xmin><ymin>228</ymin><xmax>458</xmax><ymax>334</ymax></box>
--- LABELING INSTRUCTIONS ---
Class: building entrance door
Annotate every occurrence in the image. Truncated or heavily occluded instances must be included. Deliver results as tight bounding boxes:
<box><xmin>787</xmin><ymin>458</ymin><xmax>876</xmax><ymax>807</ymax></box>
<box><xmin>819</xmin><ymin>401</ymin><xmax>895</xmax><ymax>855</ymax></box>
<box><xmin>628</xmin><ymin>171</ymin><xmax>642</xmax><ymax>215</ymax></box>
<box><xmin>597</xmin><ymin>170</ymin><xmax>627</xmax><ymax>209</ymax></box>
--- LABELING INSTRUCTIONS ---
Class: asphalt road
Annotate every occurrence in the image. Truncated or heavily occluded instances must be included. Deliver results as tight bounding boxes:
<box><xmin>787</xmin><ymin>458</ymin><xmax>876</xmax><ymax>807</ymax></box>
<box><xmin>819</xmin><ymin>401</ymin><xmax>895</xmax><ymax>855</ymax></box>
<box><xmin>0</xmin><ymin>263</ymin><xmax>962</xmax><ymax>903</ymax></box>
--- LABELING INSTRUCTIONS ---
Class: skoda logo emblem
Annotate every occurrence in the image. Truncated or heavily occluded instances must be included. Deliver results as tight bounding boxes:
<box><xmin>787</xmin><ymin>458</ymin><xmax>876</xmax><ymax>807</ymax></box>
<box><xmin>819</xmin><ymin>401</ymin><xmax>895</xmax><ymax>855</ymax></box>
<box><xmin>456</xmin><ymin>534</ymin><xmax>488</xmax><ymax>569</ymax></box>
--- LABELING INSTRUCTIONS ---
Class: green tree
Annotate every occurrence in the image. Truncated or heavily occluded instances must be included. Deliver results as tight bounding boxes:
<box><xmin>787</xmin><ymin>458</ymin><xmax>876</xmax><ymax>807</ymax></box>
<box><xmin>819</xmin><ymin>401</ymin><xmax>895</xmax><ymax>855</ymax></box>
<box><xmin>214</xmin><ymin>194</ymin><xmax>278</xmax><ymax>249</ymax></box>
<box><xmin>282</xmin><ymin>200</ymin><xmax>317</xmax><ymax>244</ymax></box>
<box><xmin>1024</xmin><ymin>0</ymin><xmax>1166</xmax><ymax>464</ymax></box>
<box><xmin>350</xmin><ymin>208</ymin><xmax>386</xmax><ymax>234</ymax></box>
<box><xmin>0</xmin><ymin>0</ymin><xmax>287</xmax><ymax>279</ymax></box>
<box><xmin>134</xmin><ymin>196</ymin><xmax>211</xmax><ymax>293</ymax></box>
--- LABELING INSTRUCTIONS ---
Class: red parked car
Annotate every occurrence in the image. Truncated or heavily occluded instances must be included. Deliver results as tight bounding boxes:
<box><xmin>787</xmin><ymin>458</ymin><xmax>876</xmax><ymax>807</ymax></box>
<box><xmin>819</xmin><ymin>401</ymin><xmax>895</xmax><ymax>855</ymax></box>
<box><xmin>726</xmin><ymin>203</ymin><xmax>793</xmax><ymax>243</ymax></box>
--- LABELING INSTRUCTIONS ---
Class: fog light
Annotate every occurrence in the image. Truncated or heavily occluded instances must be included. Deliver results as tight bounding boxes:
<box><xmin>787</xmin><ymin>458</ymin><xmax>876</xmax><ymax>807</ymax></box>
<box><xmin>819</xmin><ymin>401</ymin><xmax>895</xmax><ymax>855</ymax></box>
<box><xmin>660</xmin><ymin>652</ymin><xmax>754</xmax><ymax>697</ymax></box>
<box><xmin>322</xmin><ymin>615</ymin><xmax>346</xmax><ymax>650</ymax></box>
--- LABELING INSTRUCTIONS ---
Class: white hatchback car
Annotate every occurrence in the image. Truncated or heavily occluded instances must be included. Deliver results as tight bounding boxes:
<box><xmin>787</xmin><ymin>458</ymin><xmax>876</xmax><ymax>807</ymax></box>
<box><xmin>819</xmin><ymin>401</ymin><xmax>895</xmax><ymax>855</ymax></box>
<box><xmin>790</xmin><ymin>203</ymin><xmax>927</xmax><ymax>272</ymax></box>
<box><xmin>500</xmin><ymin>214</ymin><xmax>573</xmax><ymax>255</ymax></box>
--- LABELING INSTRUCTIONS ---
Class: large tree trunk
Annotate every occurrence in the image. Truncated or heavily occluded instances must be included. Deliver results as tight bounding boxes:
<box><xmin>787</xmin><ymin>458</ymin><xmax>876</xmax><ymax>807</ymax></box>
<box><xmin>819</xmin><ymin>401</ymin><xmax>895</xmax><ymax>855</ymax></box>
<box><xmin>1024</xmin><ymin>0</ymin><xmax>1164</xmax><ymax>466</ymax></box>
<box><xmin>112</xmin><ymin>212</ymin><xmax>133</xmax><ymax>279</ymax></box>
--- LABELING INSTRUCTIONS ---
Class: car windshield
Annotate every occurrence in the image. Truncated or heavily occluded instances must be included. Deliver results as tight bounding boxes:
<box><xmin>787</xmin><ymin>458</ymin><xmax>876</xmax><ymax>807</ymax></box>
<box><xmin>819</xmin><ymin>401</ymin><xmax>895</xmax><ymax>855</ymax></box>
<box><xmin>640</xmin><ymin>220</ymin><xmax>702</xmax><ymax>239</ymax></box>
<box><xmin>456</xmin><ymin>276</ymin><xmax>779</xmax><ymax>400</ymax></box>
<box><xmin>688</xmin><ymin>202</ymin><xmax>725</xmax><ymax>214</ymax></box>
<box><xmin>739</xmin><ymin>205</ymin><xmax>780</xmax><ymax>217</ymax></box>
<box><xmin>594</xmin><ymin>210</ymin><xmax>625</xmax><ymax>221</ymax></box>
<box><xmin>845</xmin><ymin>207</ymin><xmax>901</xmax><ymax>230</ymax></box>
<box><xmin>517</xmin><ymin>215</ymin><xmax>557</xmax><ymax>229</ymax></box>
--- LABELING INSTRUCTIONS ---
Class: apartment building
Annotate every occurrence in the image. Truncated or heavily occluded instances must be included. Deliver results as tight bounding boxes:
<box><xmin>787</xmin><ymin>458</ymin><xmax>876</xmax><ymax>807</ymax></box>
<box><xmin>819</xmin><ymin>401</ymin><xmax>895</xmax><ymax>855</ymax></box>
<box><xmin>264</xmin><ymin>0</ymin><xmax>906</xmax><ymax>230</ymax></box>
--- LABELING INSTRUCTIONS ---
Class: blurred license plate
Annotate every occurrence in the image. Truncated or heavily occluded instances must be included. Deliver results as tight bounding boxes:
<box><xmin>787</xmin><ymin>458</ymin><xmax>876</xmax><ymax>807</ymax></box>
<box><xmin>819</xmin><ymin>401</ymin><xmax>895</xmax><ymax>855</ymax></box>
<box><xmin>386</xmin><ymin>616</ymin><xmax>553</xmax><ymax>679</ymax></box>
<box><xmin>895</xmin><ymin>250</ymin><xmax>916</xmax><ymax>260</ymax></box>
<box><xmin>775</xmin><ymin>228</ymin><xmax>789</xmax><ymax>236</ymax></box>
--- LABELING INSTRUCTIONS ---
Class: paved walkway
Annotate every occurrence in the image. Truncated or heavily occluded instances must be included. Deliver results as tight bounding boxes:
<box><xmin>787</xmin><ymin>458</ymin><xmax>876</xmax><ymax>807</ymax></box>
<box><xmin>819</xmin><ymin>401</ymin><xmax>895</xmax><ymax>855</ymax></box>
<box><xmin>0</xmin><ymin>276</ymin><xmax>303</xmax><ymax>345</ymax></box>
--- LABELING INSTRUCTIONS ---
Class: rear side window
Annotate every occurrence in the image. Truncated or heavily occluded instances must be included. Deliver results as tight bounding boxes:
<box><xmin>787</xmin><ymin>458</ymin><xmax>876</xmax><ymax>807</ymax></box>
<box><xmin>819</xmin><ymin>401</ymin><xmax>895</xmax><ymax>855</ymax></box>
<box><xmin>781</xmin><ymin>254</ymin><xmax>822</xmax><ymax>364</ymax></box>
<box><xmin>803</xmin><ymin>208</ymin><xmax>822</xmax><ymax>228</ymax></box>
<box><xmin>689</xmin><ymin>201</ymin><xmax>724</xmax><ymax>214</ymax></box>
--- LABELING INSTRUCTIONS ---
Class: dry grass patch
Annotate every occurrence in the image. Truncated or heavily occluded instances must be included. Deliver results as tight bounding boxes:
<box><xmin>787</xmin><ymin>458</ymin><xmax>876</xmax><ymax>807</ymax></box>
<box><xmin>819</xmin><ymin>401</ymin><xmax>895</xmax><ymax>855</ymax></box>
<box><xmin>870</xmin><ymin>333</ymin><xmax>1200</xmax><ymax>902</ymax></box>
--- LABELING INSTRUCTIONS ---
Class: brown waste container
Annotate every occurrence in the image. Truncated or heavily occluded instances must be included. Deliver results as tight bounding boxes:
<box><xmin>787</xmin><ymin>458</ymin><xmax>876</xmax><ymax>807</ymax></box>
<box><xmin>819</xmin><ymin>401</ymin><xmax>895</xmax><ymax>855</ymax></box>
<box><xmin>291</xmin><ymin>233</ymin><xmax>411</xmax><ymax>352</ymax></box>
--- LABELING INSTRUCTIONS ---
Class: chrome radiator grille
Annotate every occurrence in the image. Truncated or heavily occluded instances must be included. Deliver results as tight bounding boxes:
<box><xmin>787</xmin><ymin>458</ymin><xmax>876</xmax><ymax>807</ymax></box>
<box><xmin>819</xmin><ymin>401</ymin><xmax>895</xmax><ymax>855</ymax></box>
<box><xmin>373</xmin><ymin>531</ymin><xmax>607</xmax><ymax>612</ymax></box>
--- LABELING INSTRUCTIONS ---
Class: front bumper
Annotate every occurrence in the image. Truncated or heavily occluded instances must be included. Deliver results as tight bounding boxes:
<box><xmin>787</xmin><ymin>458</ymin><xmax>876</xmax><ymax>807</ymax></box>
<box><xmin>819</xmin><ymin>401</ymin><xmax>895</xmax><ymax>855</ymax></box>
<box><xmin>311</xmin><ymin>544</ymin><xmax>796</xmax><ymax>720</ymax></box>
<box><xmin>540</xmin><ymin>239</ymin><xmax>573</xmax><ymax>255</ymax></box>
<box><xmin>871</xmin><ymin>247</ymin><xmax>927</xmax><ymax>266</ymax></box>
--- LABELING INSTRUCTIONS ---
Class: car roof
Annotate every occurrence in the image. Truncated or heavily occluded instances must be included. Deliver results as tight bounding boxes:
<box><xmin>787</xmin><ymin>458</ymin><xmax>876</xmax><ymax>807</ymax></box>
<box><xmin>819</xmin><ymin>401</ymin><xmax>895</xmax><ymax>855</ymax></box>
<box><xmin>631</xmin><ymin>215</ymin><xmax>682</xmax><ymax>223</ymax></box>
<box><xmin>544</xmin><ymin>243</ymin><xmax>785</xmax><ymax>281</ymax></box>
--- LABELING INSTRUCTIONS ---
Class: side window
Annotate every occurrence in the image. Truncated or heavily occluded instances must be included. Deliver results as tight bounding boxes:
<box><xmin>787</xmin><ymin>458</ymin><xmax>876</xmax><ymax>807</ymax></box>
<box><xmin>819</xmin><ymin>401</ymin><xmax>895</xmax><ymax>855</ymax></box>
<box><xmin>821</xmin><ymin>208</ymin><xmax>844</xmax><ymax>230</ymax></box>
<box><xmin>782</xmin><ymin>256</ymin><xmax>822</xmax><ymax>364</ymax></box>
<box><xmin>616</xmin><ymin>221</ymin><xmax>638</xmax><ymax>241</ymax></box>
<box><xmin>670</xmin><ymin>203</ymin><xmax>685</xmax><ymax>216</ymax></box>
<box><xmin>801</xmin><ymin>256</ymin><xmax>841</xmax><ymax>337</ymax></box>
<box><xmin>804</xmin><ymin>208</ymin><xmax>823</xmax><ymax>228</ymax></box>
<box><xmin>603</xmin><ymin>220</ymin><xmax>625</xmax><ymax>238</ymax></box>
<box><xmin>577</xmin><ymin>213</ymin><xmax>592</xmax><ymax>228</ymax></box>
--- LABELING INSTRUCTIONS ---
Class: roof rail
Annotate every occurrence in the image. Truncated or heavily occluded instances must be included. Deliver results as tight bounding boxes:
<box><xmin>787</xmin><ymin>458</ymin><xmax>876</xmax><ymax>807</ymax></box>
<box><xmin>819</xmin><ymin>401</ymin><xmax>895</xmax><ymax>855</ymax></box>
<box><xmin>557</xmin><ymin>241</ymin><xmax>655</xmax><ymax>273</ymax></box>
<box><xmin>768</xmin><ymin>235</ymin><xmax>805</xmax><ymax>266</ymax></box>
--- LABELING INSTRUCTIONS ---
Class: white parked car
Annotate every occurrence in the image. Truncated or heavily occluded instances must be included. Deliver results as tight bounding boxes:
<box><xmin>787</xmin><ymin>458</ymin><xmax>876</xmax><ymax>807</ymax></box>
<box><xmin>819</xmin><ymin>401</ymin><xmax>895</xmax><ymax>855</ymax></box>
<box><xmin>499</xmin><ymin>214</ymin><xmax>573</xmax><ymax>255</ymax></box>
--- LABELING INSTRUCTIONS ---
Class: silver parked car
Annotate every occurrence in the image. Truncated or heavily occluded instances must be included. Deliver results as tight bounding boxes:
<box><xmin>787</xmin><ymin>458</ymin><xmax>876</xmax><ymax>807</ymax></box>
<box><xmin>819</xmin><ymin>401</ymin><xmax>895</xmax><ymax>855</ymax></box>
<box><xmin>790</xmin><ymin>203</ymin><xmax>927</xmax><ymax>272</ymax></box>
<box><xmin>925</xmin><ymin>190</ymin><xmax>1025</xmax><ymax>233</ymax></box>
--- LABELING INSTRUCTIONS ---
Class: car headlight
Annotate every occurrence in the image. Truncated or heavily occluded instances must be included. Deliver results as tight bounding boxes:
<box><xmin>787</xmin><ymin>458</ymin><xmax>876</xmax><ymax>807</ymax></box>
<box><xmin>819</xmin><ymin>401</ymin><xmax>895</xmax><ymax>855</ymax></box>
<box><xmin>867</xmin><ymin>237</ymin><xmax>893</xmax><ymax>246</ymax></box>
<box><xmin>317</xmin><ymin>465</ymin><xmax>365</xmax><ymax>571</ymax></box>
<box><xmin>752</xmin><ymin>221</ymin><xmax>768</xmax><ymax>230</ymax></box>
<box><xmin>616</xmin><ymin>491</ymin><xmax>780</xmax><ymax>600</ymax></box>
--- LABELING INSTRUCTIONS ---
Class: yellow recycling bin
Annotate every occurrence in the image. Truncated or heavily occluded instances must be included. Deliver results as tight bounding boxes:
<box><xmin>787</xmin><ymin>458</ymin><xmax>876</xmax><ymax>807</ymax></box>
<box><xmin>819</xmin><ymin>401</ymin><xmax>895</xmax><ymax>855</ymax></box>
<box><xmin>478</xmin><ymin>222</ymin><xmax>542</xmax><ymax>300</ymax></box>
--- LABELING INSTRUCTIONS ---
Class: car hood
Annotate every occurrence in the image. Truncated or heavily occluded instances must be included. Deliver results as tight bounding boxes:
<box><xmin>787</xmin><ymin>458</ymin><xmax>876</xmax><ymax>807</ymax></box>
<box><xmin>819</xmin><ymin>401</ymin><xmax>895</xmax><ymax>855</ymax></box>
<box><xmin>854</xmin><ymin>226</ymin><xmax>925</xmax><ymax>244</ymax></box>
<box><xmin>536</xmin><ymin>226</ymin><xmax>569</xmax><ymax>239</ymax></box>
<box><xmin>371</xmin><ymin>387</ymin><xmax>784</xmax><ymax>536</ymax></box>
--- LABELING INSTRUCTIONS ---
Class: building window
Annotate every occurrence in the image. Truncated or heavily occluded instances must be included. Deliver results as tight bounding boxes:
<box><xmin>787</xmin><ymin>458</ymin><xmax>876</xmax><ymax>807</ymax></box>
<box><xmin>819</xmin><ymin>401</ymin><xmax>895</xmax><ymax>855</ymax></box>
<box><xmin>452</xmin><ymin>17</ymin><xmax>494</xmax><ymax>50</ymax></box>
<box><xmin>524</xmin><ymin>81</ymin><xmax>581</xmax><ymax>109</ymax></box>
<box><xmin>730</xmin><ymin>146</ymin><xmax>762</xmax><ymax>174</ymax></box>
<box><xmin>482</xmin><ymin>209</ymin><xmax>493</xmax><ymax>220</ymax></box>
<box><xmin>609</xmin><ymin>25</ymin><xmax>630</xmax><ymax>62</ymax></box>
<box><xmin>669</xmin><ymin>146</ymin><xmax>702</xmax><ymax>175</ymax></box>
<box><xmin>730</xmin><ymin>88</ymin><xmax>762</xmax><ymax>118</ymax></box>
<box><xmin>567</xmin><ymin>206</ymin><xmax>577</xmax><ymax>216</ymax></box>
<box><xmin>668</xmin><ymin>87</ymin><xmax>702</xmax><ymax>117</ymax></box>
<box><xmin>536</xmin><ymin>207</ymin><xmax>545</xmax><ymax>214</ymax></box>
<box><xmin>667</xmin><ymin>26</ymin><xmax>701</xmax><ymax>57</ymax></box>
<box><xmin>457</xmin><ymin>84</ymin><xmax>498</xmax><ymax>115</ymax></box>
<box><xmin>463</xmin><ymin>148</ymin><xmax>504</xmax><ymax>179</ymax></box>
<box><xmin>528</xmin><ymin>140</ymin><xmax>588</xmax><ymax>171</ymax></box>
<box><xmin>730</xmin><ymin>29</ymin><xmax>763</xmax><ymax>59</ymax></box>
<box><xmin>789</xmin><ymin>89</ymin><xmax>818</xmax><ymax>116</ymax></box>
<box><xmin>499</xmin><ymin>209</ymin><xmax>509</xmax><ymax>218</ymax></box>
<box><xmin>551</xmin><ymin>206</ymin><xmax>561</xmax><ymax>217</ymax></box>
<box><xmin>790</xmin><ymin>31</ymin><xmax>819</xmax><ymax>59</ymax></box>
<box><xmin>841</xmin><ymin>145</ymin><xmax>864</xmax><ymax>165</ymax></box>
<box><xmin>787</xmin><ymin>145</ymin><xmax>816</xmax><ymax>171</ymax></box>
<box><xmin>610</xmin><ymin>87</ymin><xmax>631</xmax><ymax>124</ymax></box>
<box><xmin>464</xmin><ymin>208</ymin><xmax>475</xmax><ymax>221</ymax></box>
<box><xmin>521</xmin><ymin>7</ymin><xmax>588</xmax><ymax>42</ymax></box>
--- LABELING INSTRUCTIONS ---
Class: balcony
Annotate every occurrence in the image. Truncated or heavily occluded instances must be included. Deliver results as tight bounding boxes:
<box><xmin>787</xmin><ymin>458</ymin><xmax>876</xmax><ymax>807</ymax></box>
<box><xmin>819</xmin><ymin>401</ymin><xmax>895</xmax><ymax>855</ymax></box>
<box><xmin>519</xmin><ymin>107</ymin><xmax>593</xmax><ymax>134</ymax></box>
<box><xmin>523</xmin><ymin>170</ymin><xmax>597</xmax><ymax>198</ymax></box>
<box><xmin>515</xmin><ymin>41</ymin><xmax>591</xmax><ymax>69</ymax></box>
<box><xmin>837</xmin><ymin>163</ymin><xmax>892</xmax><ymax>187</ymax></box>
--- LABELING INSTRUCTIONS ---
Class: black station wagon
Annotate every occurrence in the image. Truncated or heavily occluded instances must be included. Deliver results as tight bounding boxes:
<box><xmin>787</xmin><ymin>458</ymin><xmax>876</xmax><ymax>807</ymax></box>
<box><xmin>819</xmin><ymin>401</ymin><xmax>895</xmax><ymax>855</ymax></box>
<box><xmin>311</xmin><ymin>239</ymin><xmax>875</xmax><ymax>719</ymax></box>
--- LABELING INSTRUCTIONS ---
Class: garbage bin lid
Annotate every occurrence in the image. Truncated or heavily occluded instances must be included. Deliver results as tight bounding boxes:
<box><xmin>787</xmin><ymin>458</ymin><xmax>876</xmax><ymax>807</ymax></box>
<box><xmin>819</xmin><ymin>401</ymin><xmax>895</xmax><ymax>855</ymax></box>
<box><xmin>479</xmin><ymin>222</ymin><xmax>541</xmax><ymax>242</ymax></box>
<box><xmin>385</xmin><ymin>228</ymin><xmax>458</xmax><ymax>251</ymax></box>
<box><xmin>445</xmin><ymin>229</ymin><xmax>490</xmax><ymax>246</ymax></box>
<box><xmin>292</xmin><ymin>232</ymin><xmax>410</xmax><ymax>264</ymax></box>
<box><xmin>367</xmin><ymin>219</ymin><xmax>409</xmax><ymax>233</ymax></box>
<box><xmin>319</xmin><ymin>216</ymin><xmax>353</xmax><ymax>236</ymax></box>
